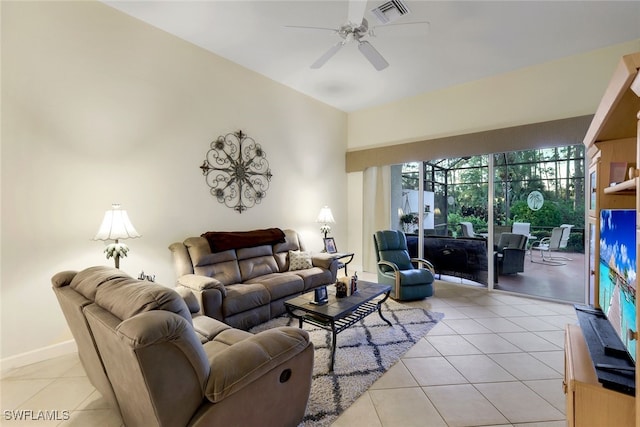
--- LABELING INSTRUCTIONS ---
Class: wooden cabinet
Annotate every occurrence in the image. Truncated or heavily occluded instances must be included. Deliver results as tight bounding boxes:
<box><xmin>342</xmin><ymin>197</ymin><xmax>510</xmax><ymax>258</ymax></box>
<box><xmin>565</xmin><ymin>325</ymin><xmax>635</xmax><ymax>426</ymax></box>
<box><xmin>577</xmin><ymin>52</ymin><xmax>640</xmax><ymax>426</ymax></box>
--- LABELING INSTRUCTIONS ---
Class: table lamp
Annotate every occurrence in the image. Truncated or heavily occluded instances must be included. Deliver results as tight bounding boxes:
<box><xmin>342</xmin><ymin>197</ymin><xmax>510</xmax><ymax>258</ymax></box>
<box><xmin>316</xmin><ymin>206</ymin><xmax>335</xmax><ymax>239</ymax></box>
<box><xmin>93</xmin><ymin>204</ymin><xmax>141</xmax><ymax>268</ymax></box>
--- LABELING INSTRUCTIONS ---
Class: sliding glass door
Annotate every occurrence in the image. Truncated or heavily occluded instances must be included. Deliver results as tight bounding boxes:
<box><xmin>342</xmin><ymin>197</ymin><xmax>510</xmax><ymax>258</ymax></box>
<box><xmin>492</xmin><ymin>146</ymin><xmax>585</xmax><ymax>302</ymax></box>
<box><xmin>390</xmin><ymin>144</ymin><xmax>585</xmax><ymax>302</ymax></box>
<box><xmin>392</xmin><ymin>158</ymin><xmax>491</xmax><ymax>287</ymax></box>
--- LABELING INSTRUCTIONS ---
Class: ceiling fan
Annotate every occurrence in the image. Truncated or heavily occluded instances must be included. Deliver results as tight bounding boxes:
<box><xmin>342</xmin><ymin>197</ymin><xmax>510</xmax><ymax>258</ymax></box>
<box><xmin>286</xmin><ymin>0</ymin><xmax>429</xmax><ymax>71</ymax></box>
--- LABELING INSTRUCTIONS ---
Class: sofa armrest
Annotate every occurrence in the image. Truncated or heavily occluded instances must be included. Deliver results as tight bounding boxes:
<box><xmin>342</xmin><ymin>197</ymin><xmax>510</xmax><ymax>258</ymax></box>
<box><xmin>169</xmin><ymin>242</ymin><xmax>195</xmax><ymax>277</ymax></box>
<box><xmin>116</xmin><ymin>311</ymin><xmax>210</xmax><ymax>386</ymax></box>
<box><xmin>177</xmin><ymin>274</ymin><xmax>227</xmax><ymax>296</ymax></box>
<box><xmin>203</xmin><ymin>326</ymin><xmax>311</xmax><ymax>403</ymax></box>
<box><xmin>310</xmin><ymin>252</ymin><xmax>337</xmax><ymax>269</ymax></box>
<box><xmin>51</xmin><ymin>270</ymin><xmax>78</xmax><ymax>288</ymax></box>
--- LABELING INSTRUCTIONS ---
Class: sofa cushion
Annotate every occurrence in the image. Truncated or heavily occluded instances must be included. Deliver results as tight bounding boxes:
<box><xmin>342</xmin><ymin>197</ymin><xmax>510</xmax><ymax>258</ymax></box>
<box><xmin>246</xmin><ymin>273</ymin><xmax>304</xmax><ymax>301</ymax></box>
<box><xmin>192</xmin><ymin>316</ymin><xmax>233</xmax><ymax>343</ymax></box>
<box><xmin>173</xmin><ymin>286</ymin><xmax>234</xmax><ymax>342</ymax></box>
<box><xmin>185</xmin><ymin>238</ymin><xmax>242</xmax><ymax>285</ymax></box>
<box><xmin>204</xmin><ymin>327</ymin><xmax>310</xmax><ymax>403</ymax></box>
<box><xmin>68</xmin><ymin>266</ymin><xmax>131</xmax><ymax>300</ymax></box>
<box><xmin>273</xmin><ymin>229</ymin><xmax>304</xmax><ymax>271</ymax></box>
<box><xmin>237</xmin><ymin>245</ymin><xmax>278</xmax><ymax>281</ymax></box>
<box><xmin>292</xmin><ymin>267</ymin><xmax>334</xmax><ymax>291</ymax></box>
<box><xmin>211</xmin><ymin>328</ymin><xmax>254</xmax><ymax>347</ymax></box>
<box><xmin>398</xmin><ymin>269</ymin><xmax>435</xmax><ymax>286</ymax></box>
<box><xmin>288</xmin><ymin>250</ymin><xmax>312</xmax><ymax>271</ymax></box>
<box><xmin>95</xmin><ymin>280</ymin><xmax>192</xmax><ymax>324</ymax></box>
<box><xmin>222</xmin><ymin>284</ymin><xmax>271</xmax><ymax>318</ymax></box>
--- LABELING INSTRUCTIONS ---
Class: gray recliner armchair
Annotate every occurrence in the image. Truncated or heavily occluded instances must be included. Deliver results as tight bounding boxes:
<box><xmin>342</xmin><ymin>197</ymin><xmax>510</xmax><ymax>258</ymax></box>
<box><xmin>52</xmin><ymin>266</ymin><xmax>314</xmax><ymax>427</ymax></box>
<box><xmin>373</xmin><ymin>230</ymin><xmax>435</xmax><ymax>300</ymax></box>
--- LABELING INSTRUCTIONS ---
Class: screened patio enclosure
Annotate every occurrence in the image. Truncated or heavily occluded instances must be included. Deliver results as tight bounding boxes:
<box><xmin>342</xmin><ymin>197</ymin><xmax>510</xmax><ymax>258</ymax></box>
<box><xmin>391</xmin><ymin>145</ymin><xmax>585</xmax><ymax>303</ymax></box>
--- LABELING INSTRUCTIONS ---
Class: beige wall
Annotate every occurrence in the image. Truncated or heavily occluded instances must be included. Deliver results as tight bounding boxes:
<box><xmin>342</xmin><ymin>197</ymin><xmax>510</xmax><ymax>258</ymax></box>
<box><xmin>1</xmin><ymin>1</ymin><xmax>347</xmax><ymax>361</ymax></box>
<box><xmin>348</xmin><ymin>40</ymin><xmax>640</xmax><ymax>150</ymax></box>
<box><xmin>345</xmin><ymin>40</ymin><xmax>640</xmax><ymax>274</ymax></box>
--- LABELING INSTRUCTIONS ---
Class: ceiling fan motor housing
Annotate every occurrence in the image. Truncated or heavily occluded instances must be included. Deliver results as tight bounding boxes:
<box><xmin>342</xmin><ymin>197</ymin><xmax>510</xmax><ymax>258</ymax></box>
<box><xmin>339</xmin><ymin>18</ymin><xmax>369</xmax><ymax>41</ymax></box>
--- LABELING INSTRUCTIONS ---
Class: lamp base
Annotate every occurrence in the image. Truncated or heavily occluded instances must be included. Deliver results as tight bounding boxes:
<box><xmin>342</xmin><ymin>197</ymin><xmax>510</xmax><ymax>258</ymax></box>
<box><xmin>105</xmin><ymin>241</ymin><xmax>129</xmax><ymax>269</ymax></box>
<box><xmin>320</xmin><ymin>224</ymin><xmax>331</xmax><ymax>239</ymax></box>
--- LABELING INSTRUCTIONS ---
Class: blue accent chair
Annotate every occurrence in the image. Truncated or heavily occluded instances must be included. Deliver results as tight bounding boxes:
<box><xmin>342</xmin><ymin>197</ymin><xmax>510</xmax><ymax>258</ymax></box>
<box><xmin>373</xmin><ymin>230</ymin><xmax>435</xmax><ymax>300</ymax></box>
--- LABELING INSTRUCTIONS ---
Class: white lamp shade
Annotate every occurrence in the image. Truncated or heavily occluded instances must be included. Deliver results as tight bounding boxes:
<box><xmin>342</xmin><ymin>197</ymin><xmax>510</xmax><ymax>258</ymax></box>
<box><xmin>316</xmin><ymin>206</ymin><xmax>335</xmax><ymax>224</ymax></box>
<box><xmin>94</xmin><ymin>204</ymin><xmax>141</xmax><ymax>241</ymax></box>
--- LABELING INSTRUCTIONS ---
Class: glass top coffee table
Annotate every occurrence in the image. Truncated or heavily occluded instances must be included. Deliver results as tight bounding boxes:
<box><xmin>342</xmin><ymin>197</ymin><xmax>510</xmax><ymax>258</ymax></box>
<box><xmin>284</xmin><ymin>281</ymin><xmax>392</xmax><ymax>371</ymax></box>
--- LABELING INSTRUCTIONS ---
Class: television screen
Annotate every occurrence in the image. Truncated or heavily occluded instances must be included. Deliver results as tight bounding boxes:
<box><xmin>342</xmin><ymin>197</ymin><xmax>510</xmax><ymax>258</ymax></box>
<box><xmin>599</xmin><ymin>209</ymin><xmax>637</xmax><ymax>362</ymax></box>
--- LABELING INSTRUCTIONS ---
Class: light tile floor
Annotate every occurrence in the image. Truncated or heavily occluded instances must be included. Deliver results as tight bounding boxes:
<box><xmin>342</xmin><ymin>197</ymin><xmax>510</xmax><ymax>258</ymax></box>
<box><xmin>1</xmin><ymin>279</ymin><xmax>575</xmax><ymax>426</ymax></box>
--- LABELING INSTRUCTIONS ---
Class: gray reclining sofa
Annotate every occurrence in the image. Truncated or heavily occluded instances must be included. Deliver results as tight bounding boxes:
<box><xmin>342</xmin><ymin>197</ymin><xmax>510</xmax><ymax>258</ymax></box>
<box><xmin>52</xmin><ymin>266</ymin><xmax>314</xmax><ymax>427</ymax></box>
<box><xmin>169</xmin><ymin>228</ymin><xmax>339</xmax><ymax>330</ymax></box>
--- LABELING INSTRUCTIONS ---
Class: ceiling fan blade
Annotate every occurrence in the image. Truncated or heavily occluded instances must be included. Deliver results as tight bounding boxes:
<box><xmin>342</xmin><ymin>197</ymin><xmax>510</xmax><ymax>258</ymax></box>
<box><xmin>369</xmin><ymin>21</ymin><xmax>431</xmax><ymax>37</ymax></box>
<box><xmin>311</xmin><ymin>41</ymin><xmax>344</xmax><ymax>69</ymax></box>
<box><xmin>348</xmin><ymin>0</ymin><xmax>368</xmax><ymax>26</ymax></box>
<box><xmin>283</xmin><ymin>25</ymin><xmax>338</xmax><ymax>34</ymax></box>
<box><xmin>358</xmin><ymin>40</ymin><xmax>389</xmax><ymax>70</ymax></box>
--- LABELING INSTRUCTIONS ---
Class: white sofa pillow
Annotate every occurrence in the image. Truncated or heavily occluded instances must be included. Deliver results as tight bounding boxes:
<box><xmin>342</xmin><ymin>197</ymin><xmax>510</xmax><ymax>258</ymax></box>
<box><xmin>288</xmin><ymin>250</ymin><xmax>312</xmax><ymax>271</ymax></box>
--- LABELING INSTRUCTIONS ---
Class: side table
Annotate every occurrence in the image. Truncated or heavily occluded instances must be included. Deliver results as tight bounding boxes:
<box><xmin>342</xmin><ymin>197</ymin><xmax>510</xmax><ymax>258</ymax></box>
<box><xmin>333</xmin><ymin>252</ymin><xmax>354</xmax><ymax>276</ymax></box>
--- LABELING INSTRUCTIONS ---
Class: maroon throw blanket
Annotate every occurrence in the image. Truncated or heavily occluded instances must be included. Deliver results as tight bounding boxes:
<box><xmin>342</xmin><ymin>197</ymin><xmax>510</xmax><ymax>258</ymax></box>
<box><xmin>201</xmin><ymin>228</ymin><xmax>286</xmax><ymax>253</ymax></box>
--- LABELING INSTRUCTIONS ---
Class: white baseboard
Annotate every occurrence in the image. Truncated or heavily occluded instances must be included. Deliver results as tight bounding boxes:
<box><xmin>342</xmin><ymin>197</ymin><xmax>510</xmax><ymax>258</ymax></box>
<box><xmin>1</xmin><ymin>340</ymin><xmax>77</xmax><ymax>378</ymax></box>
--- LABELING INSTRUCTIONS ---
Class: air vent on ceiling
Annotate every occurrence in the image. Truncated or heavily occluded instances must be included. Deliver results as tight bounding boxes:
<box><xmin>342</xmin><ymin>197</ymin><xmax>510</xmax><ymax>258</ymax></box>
<box><xmin>370</xmin><ymin>0</ymin><xmax>410</xmax><ymax>24</ymax></box>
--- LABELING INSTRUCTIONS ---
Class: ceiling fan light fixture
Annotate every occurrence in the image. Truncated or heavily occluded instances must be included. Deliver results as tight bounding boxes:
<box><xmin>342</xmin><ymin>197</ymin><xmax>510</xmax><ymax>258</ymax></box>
<box><xmin>295</xmin><ymin>0</ymin><xmax>415</xmax><ymax>71</ymax></box>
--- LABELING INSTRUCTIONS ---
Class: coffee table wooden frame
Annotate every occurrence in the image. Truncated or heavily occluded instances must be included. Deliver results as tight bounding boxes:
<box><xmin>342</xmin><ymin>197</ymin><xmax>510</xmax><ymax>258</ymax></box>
<box><xmin>284</xmin><ymin>281</ymin><xmax>392</xmax><ymax>371</ymax></box>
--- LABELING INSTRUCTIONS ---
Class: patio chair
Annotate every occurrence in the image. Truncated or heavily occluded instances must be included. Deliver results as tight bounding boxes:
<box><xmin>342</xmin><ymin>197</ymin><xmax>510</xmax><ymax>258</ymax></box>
<box><xmin>530</xmin><ymin>226</ymin><xmax>572</xmax><ymax>265</ymax></box>
<box><xmin>512</xmin><ymin>221</ymin><xmax>535</xmax><ymax>251</ymax></box>
<box><xmin>373</xmin><ymin>230</ymin><xmax>435</xmax><ymax>300</ymax></box>
<box><xmin>511</xmin><ymin>222</ymin><xmax>530</xmax><ymax>236</ymax></box>
<box><xmin>559</xmin><ymin>224</ymin><xmax>574</xmax><ymax>249</ymax></box>
<box><xmin>459</xmin><ymin>222</ymin><xmax>483</xmax><ymax>238</ymax></box>
<box><xmin>495</xmin><ymin>233</ymin><xmax>528</xmax><ymax>275</ymax></box>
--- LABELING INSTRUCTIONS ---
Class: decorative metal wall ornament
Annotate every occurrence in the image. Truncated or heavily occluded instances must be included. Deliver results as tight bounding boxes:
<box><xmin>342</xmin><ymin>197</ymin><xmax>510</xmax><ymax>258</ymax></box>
<box><xmin>200</xmin><ymin>130</ymin><xmax>272</xmax><ymax>213</ymax></box>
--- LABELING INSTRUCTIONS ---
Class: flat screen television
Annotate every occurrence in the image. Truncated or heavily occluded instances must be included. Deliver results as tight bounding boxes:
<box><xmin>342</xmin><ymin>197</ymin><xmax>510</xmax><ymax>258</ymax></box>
<box><xmin>599</xmin><ymin>209</ymin><xmax>637</xmax><ymax>362</ymax></box>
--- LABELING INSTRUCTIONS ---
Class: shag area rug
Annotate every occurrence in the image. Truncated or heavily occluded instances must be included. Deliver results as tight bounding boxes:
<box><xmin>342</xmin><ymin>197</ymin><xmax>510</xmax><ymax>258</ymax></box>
<box><xmin>250</xmin><ymin>299</ymin><xmax>444</xmax><ymax>426</ymax></box>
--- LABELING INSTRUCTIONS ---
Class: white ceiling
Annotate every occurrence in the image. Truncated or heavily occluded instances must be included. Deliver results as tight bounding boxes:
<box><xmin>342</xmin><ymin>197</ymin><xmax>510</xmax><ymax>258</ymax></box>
<box><xmin>105</xmin><ymin>1</ymin><xmax>640</xmax><ymax>112</ymax></box>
